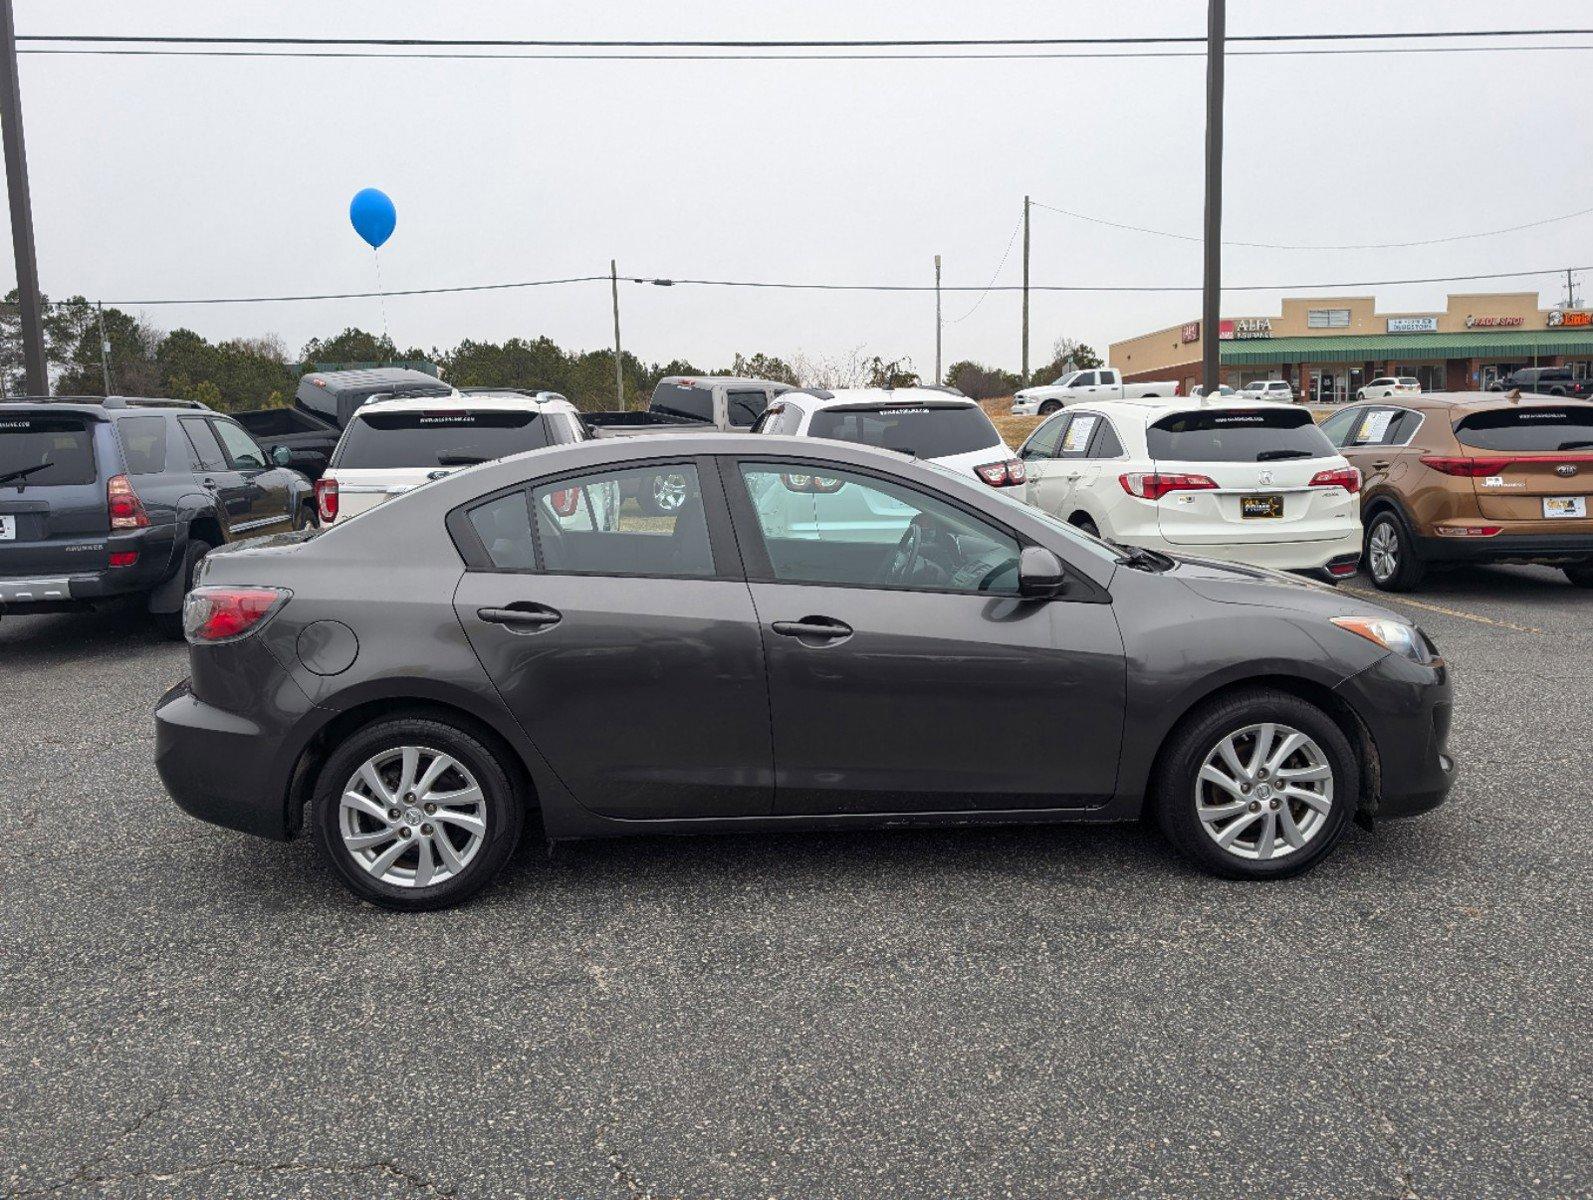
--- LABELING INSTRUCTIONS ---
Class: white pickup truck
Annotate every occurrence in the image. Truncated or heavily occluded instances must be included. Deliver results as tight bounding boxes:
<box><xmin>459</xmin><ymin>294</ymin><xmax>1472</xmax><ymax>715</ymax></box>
<box><xmin>1010</xmin><ymin>368</ymin><xmax>1178</xmax><ymax>416</ymax></box>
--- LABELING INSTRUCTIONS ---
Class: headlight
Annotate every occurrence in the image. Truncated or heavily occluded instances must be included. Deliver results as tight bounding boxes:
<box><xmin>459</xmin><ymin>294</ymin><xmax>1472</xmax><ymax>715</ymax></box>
<box><xmin>1331</xmin><ymin>616</ymin><xmax>1434</xmax><ymax>664</ymax></box>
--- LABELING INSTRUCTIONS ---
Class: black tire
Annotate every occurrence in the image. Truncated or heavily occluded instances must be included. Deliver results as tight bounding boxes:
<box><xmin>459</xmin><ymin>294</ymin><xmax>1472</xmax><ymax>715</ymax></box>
<box><xmin>1364</xmin><ymin>509</ymin><xmax>1426</xmax><ymax>592</ymax></box>
<box><xmin>1038</xmin><ymin>400</ymin><xmax>1062</xmax><ymax>416</ymax></box>
<box><xmin>1070</xmin><ymin>514</ymin><xmax>1101</xmax><ymax>538</ymax></box>
<box><xmin>293</xmin><ymin>501</ymin><xmax>317</xmax><ymax>531</ymax></box>
<box><xmin>1153</xmin><ymin>687</ymin><xmax>1359</xmax><ymax>880</ymax></box>
<box><xmin>1564</xmin><ymin>562</ymin><xmax>1593</xmax><ymax>588</ymax></box>
<box><xmin>153</xmin><ymin>537</ymin><xmax>212</xmax><ymax>640</ymax></box>
<box><xmin>312</xmin><ymin>715</ymin><xmax>525</xmax><ymax>911</ymax></box>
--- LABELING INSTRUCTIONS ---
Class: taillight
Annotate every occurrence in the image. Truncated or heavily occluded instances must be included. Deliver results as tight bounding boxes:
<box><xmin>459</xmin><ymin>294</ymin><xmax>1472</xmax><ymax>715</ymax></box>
<box><xmin>974</xmin><ymin>458</ymin><xmax>1027</xmax><ymax>487</ymax></box>
<box><xmin>107</xmin><ymin>474</ymin><xmax>150</xmax><ymax>529</ymax></box>
<box><xmin>181</xmin><ymin>585</ymin><xmax>290</xmax><ymax>643</ymax></box>
<box><xmin>1118</xmin><ymin>471</ymin><xmax>1219</xmax><ymax>501</ymax></box>
<box><xmin>1420</xmin><ymin>456</ymin><xmax>1511</xmax><ymax>478</ymax></box>
<box><xmin>108</xmin><ymin>550</ymin><xmax>139</xmax><ymax>568</ymax></box>
<box><xmin>314</xmin><ymin>477</ymin><xmax>340</xmax><ymax>522</ymax></box>
<box><xmin>1309</xmin><ymin>466</ymin><xmax>1362</xmax><ymax>494</ymax></box>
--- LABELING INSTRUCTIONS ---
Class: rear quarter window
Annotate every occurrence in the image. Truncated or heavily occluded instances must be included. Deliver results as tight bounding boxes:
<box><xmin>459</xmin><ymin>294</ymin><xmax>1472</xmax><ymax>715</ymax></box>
<box><xmin>807</xmin><ymin>403</ymin><xmax>1002</xmax><ymax>458</ymax></box>
<box><xmin>1148</xmin><ymin>408</ymin><xmax>1336</xmax><ymax>463</ymax></box>
<box><xmin>1454</xmin><ymin>406</ymin><xmax>1593</xmax><ymax>452</ymax></box>
<box><xmin>116</xmin><ymin>416</ymin><xmax>168</xmax><ymax>475</ymax></box>
<box><xmin>334</xmin><ymin>410</ymin><xmax>554</xmax><ymax>469</ymax></box>
<box><xmin>0</xmin><ymin>414</ymin><xmax>99</xmax><ymax>485</ymax></box>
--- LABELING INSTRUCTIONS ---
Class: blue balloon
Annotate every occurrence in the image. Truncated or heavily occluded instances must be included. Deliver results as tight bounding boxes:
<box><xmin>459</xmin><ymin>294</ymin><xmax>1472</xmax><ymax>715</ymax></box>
<box><xmin>349</xmin><ymin>188</ymin><xmax>396</xmax><ymax>249</ymax></box>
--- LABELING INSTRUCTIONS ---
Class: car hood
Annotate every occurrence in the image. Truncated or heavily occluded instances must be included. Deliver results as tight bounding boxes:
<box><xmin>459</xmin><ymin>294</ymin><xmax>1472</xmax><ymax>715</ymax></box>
<box><xmin>1166</xmin><ymin>554</ymin><xmax>1400</xmax><ymax>622</ymax></box>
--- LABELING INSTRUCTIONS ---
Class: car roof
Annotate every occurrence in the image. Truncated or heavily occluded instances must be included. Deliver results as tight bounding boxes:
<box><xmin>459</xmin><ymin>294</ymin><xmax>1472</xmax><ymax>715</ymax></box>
<box><xmin>785</xmin><ymin>386</ymin><xmax>978</xmax><ymax>411</ymax></box>
<box><xmin>1399</xmin><ymin>391</ymin><xmax>1593</xmax><ymax>412</ymax></box>
<box><xmin>1083</xmin><ymin>397</ymin><xmax>1299</xmax><ymax>424</ymax></box>
<box><xmin>300</xmin><ymin>367</ymin><xmax>445</xmax><ymax>393</ymax></box>
<box><xmin>659</xmin><ymin>375</ymin><xmax>794</xmax><ymax>391</ymax></box>
<box><xmin>354</xmin><ymin>390</ymin><xmax>577</xmax><ymax>416</ymax></box>
<box><xmin>0</xmin><ymin>395</ymin><xmax>211</xmax><ymax>419</ymax></box>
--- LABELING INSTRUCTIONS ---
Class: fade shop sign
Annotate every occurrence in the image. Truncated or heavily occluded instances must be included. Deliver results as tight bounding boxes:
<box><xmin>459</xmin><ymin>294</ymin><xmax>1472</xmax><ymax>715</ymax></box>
<box><xmin>1219</xmin><ymin>317</ymin><xmax>1272</xmax><ymax>340</ymax></box>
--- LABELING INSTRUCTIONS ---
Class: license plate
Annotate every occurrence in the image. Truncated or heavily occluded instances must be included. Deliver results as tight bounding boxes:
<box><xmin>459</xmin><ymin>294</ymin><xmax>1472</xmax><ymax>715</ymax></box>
<box><xmin>1544</xmin><ymin>496</ymin><xmax>1587</xmax><ymax>519</ymax></box>
<box><xmin>0</xmin><ymin>515</ymin><xmax>14</xmax><ymax>541</ymax></box>
<box><xmin>1241</xmin><ymin>494</ymin><xmax>1284</xmax><ymax>519</ymax></box>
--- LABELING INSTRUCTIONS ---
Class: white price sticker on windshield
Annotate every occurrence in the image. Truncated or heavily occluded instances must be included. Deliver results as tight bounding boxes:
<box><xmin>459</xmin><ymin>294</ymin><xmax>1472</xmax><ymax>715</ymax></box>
<box><xmin>0</xmin><ymin>515</ymin><xmax>14</xmax><ymax>541</ymax></box>
<box><xmin>1355</xmin><ymin>410</ymin><xmax>1394</xmax><ymax>443</ymax></box>
<box><xmin>1063</xmin><ymin>415</ymin><xmax>1098</xmax><ymax>452</ymax></box>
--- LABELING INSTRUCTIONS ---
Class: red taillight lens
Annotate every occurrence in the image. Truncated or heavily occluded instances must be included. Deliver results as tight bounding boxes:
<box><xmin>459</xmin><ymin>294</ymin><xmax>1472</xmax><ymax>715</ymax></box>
<box><xmin>1309</xmin><ymin>466</ymin><xmax>1362</xmax><ymax>494</ymax></box>
<box><xmin>108</xmin><ymin>550</ymin><xmax>139</xmax><ymax>567</ymax></box>
<box><xmin>549</xmin><ymin>486</ymin><xmax>581</xmax><ymax>517</ymax></box>
<box><xmin>181</xmin><ymin>586</ymin><xmax>290</xmax><ymax>643</ymax></box>
<box><xmin>1420</xmin><ymin>456</ymin><xmax>1512</xmax><ymax>478</ymax></box>
<box><xmin>314</xmin><ymin>477</ymin><xmax>339</xmax><ymax>522</ymax></box>
<box><xmin>107</xmin><ymin>474</ymin><xmax>150</xmax><ymax>529</ymax></box>
<box><xmin>975</xmin><ymin>458</ymin><xmax>1026</xmax><ymax>487</ymax></box>
<box><xmin>1118</xmin><ymin>471</ymin><xmax>1219</xmax><ymax>501</ymax></box>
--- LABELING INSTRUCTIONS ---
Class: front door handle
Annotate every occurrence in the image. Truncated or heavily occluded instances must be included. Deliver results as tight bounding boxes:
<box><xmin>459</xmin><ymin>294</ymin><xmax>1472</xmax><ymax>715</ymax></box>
<box><xmin>771</xmin><ymin>617</ymin><xmax>853</xmax><ymax>641</ymax></box>
<box><xmin>478</xmin><ymin>604</ymin><xmax>562</xmax><ymax>630</ymax></box>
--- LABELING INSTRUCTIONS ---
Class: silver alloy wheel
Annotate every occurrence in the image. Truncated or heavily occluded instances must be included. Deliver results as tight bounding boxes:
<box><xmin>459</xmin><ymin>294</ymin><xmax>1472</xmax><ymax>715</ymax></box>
<box><xmin>1195</xmin><ymin>722</ymin><xmax>1334</xmax><ymax>862</ymax></box>
<box><xmin>652</xmin><ymin>472</ymin><xmax>688</xmax><ymax>512</ymax></box>
<box><xmin>338</xmin><ymin>745</ymin><xmax>487</xmax><ymax>889</ymax></box>
<box><xmin>1368</xmin><ymin>520</ymin><xmax>1399</xmax><ymax>583</ymax></box>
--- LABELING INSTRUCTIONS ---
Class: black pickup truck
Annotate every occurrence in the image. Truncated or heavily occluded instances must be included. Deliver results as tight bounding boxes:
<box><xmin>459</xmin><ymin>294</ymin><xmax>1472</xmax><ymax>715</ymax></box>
<box><xmin>583</xmin><ymin>376</ymin><xmax>792</xmax><ymax>438</ymax></box>
<box><xmin>232</xmin><ymin>367</ymin><xmax>452</xmax><ymax>478</ymax></box>
<box><xmin>1487</xmin><ymin>367</ymin><xmax>1593</xmax><ymax>398</ymax></box>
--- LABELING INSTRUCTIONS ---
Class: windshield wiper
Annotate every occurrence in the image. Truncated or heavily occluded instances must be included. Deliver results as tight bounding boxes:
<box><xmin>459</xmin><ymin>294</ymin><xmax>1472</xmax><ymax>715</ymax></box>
<box><xmin>1105</xmin><ymin>539</ymin><xmax>1173</xmax><ymax>572</ymax></box>
<box><xmin>1255</xmin><ymin>449</ymin><xmax>1313</xmax><ymax>461</ymax></box>
<box><xmin>436</xmin><ymin>451</ymin><xmax>490</xmax><ymax>467</ymax></box>
<box><xmin>0</xmin><ymin>463</ymin><xmax>51</xmax><ymax>487</ymax></box>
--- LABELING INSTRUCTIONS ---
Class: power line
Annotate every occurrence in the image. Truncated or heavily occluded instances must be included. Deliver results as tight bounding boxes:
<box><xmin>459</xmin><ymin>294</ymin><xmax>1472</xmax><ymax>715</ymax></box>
<box><xmin>17</xmin><ymin>29</ymin><xmax>1593</xmax><ymax>48</ymax></box>
<box><xmin>946</xmin><ymin>214</ymin><xmax>1023</xmax><ymax>324</ymax></box>
<box><xmin>1031</xmin><ymin>199</ymin><xmax>1593</xmax><ymax>251</ymax></box>
<box><xmin>84</xmin><ymin>264</ymin><xmax>1593</xmax><ymax>307</ymax></box>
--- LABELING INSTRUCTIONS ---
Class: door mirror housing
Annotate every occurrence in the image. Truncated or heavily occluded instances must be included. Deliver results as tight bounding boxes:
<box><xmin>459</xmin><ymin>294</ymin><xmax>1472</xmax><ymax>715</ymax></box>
<box><xmin>1018</xmin><ymin>545</ymin><xmax>1066</xmax><ymax>597</ymax></box>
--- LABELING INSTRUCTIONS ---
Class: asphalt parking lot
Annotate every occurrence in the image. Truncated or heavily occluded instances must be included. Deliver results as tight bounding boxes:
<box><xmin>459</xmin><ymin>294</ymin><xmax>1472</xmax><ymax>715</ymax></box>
<box><xmin>1</xmin><ymin>567</ymin><xmax>1588</xmax><ymax>1200</ymax></box>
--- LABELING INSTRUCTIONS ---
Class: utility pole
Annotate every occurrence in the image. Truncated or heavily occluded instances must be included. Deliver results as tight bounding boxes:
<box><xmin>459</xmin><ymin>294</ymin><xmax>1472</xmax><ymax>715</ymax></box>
<box><xmin>610</xmin><ymin>259</ymin><xmax>624</xmax><ymax>410</ymax></box>
<box><xmin>96</xmin><ymin>301</ymin><xmax>111</xmax><ymax>395</ymax></box>
<box><xmin>1200</xmin><ymin>0</ymin><xmax>1226</xmax><ymax>394</ymax></box>
<box><xmin>0</xmin><ymin>0</ymin><xmax>48</xmax><ymax>396</ymax></box>
<box><xmin>1021</xmin><ymin>196</ymin><xmax>1031</xmax><ymax>384</ymax></box>
<box><xmin>1566</xmin><ymin>268</ymin><xmax>1580</xmax><ymax>310</ymax></box>
<box><xmin>934</xmin><ymin>254</ymin><xmax>942</xmax><ymax>385</ymax></box>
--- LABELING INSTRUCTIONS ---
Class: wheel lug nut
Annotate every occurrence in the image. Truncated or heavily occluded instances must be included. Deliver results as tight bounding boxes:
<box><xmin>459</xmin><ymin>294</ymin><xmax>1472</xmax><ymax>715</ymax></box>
<box><xmin>1240</xmin><ymin>783</ymin><xmax>1251</xmax><ymax>794</ymax></box>
<box><xmin>1248</xmin><ymin>800</ymin><xmax>1261</xmax><ymax>813</ymax></box>
<box><xmin>388</xmin><ymin>808</ymin><xmax>401</xmax><ymax>820</ymax></box>
<box><xmin>399</xmin><ymin>827</ymin><xmax>412</xmax><ymax>839</ymax></box>
<box><xmin>1269</xmin><ymin>799</ymin><xmax>1280</xmax><ymax>810</ymax></box>
<box><xmin>424</xmin><ymin>803</ymin><xmax>436</xmax><ymax>815</ymax></box>
<box><xmin>420</xmin><ymin>823</ymin><xmax>434</xmax><ymax>835</ymax></box>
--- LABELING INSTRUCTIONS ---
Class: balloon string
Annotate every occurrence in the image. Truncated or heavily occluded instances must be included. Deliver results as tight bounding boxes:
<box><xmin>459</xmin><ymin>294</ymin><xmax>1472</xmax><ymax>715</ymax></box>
<box><xmin>373</xmin><ymin>249</ymin><xmax>391</xmax><ymax>348</ymax></box>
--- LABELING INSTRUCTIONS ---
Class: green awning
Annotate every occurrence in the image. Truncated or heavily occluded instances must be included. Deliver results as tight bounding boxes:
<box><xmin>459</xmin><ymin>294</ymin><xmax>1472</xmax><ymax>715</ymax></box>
<box><xmin>1220</xmin><ymin>329</ymin><xmax>1593</xmax><ymax>364</ymax></box>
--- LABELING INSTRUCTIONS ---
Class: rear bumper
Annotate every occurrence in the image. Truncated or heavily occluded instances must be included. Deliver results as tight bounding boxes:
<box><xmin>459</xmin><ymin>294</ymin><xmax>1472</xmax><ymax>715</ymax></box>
<box><xmin>1335</xmin><ymin>652</ymin><xmax>1456</xmax><ymax>821</ymax></box>
<box><xmin>1414</xmin><ymin>531</ymin><xmax>1593</xmax><ymax>564</ymax></box>
<box><xmin>1134</xmin><ymin>527</ymin><xmax>1363</xmax><ymax>572</ymax></box>
<box><xmin>0</xmin><ymin>526</ymin><xmax>177</xmax><ymax>613</ymax></box>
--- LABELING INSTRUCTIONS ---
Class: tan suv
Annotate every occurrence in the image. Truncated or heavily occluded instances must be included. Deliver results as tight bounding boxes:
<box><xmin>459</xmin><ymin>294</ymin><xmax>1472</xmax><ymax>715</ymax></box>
<box><xmin>1319</xmin><ymin>392</ymin><xmax>1593</xmax><ymax>591</ymax></box>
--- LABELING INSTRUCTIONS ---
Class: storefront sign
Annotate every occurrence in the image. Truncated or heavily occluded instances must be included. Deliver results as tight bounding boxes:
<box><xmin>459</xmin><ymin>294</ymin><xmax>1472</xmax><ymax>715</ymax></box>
<box><xmin>1464</xmin><ymin>314</ymin><xmax>1525</xmax><ymax>328</ymax></box>
<box><xmin>1547</xmin><ymin>310</ymin><xmax>1592</xmax><ymax>328</ymax></box>
<box><xmin>1387</xmin><ymin>316</ymin><xmax>1438</xmax><ymax>333</ymax></box>
<box><xmin>1180</xmin><ymin>321</ymin><xmax>1200</xmax><ymax>343</ymax></box>
<box><xmin>1219</xmin><ymin>317</ymin><xmax>1272</xmax><ymax>340</ymax></box>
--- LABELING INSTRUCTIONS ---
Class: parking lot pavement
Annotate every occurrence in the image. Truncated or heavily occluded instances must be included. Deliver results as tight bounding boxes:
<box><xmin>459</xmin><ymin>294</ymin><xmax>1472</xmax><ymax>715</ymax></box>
<box><xmin>1</xmin><ymin>567</ymin><xmax>1588</xmax><ymax>1200</ymax></box>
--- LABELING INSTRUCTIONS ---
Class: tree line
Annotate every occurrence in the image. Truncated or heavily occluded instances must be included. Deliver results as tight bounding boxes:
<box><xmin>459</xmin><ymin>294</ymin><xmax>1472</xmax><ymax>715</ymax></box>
<box><xmin>2</xmin><ymin>292</ymin><xmax>1100</xmax><ymax>411</ymax></box>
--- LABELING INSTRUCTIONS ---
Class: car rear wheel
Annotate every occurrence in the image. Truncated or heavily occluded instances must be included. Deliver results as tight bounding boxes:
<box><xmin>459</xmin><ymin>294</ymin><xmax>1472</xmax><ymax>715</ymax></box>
<box><xmin>1564</xmin><ymin>562</ymin><xmax>1593</xmax><ymax>588</ymax></box>
<box><xmin>1154</xmin><ymin>688</ymin><xmax>1358</xmax><ymax>880</ymax></box>
<box><xmin>312</xmin><ymin>716</ymin><xmax>524</xmax><ymax>911</ymax></box>
<box><xmin>1365</xmin><ymin>511</ymin><xmax>1426</xmax><ymax>592</ymax></box>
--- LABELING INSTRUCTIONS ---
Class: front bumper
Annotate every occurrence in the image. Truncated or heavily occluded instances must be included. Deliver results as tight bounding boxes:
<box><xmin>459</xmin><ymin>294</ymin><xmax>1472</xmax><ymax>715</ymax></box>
<box><xmin>1334</xmin><ymin>651</ymin><xmax>1456</xmax><ymax>821</ymax></box>
<box><xmin>1414</xmin><ymin>531</ymin><xmax>1593</xmax><ymax>565</ymax></box>
<box><xmin>1009</xmin><ymin>398</ymin><xmax>1043</xmax><ymax>416</ymax></box>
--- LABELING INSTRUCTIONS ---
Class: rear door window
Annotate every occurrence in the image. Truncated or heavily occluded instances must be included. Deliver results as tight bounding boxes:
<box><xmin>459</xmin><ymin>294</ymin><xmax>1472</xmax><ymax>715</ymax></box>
<box><xmin>807</xmin><ymin>403</ymin><xmax>1002</xmax><ymax>458</ymax></box>
<box><xmin>116</xmin><ymin>416</ymin><xmax>168</xmax><ymax>475</ymax></box>
<box><xmin>650</xmin><ymin>383</ymin><xmax>714</xmax><ymax>423</ymax></box>
<box><xmin>0</xmin><ymin>414</ymin><xmax>98</xmax><ymax>485</ymax></box>
<box><xmin>1454</xmin><ymin>406</ymin><xmax>1593</xmax><ymax>452</ymax></box>
<box><xmin>1148</xmin><ymin>408</ymin><xmax>1336</xmax><ymax>463</ymax></box>
<box><xmin>335</xmin><ymin>410</ymin><xmax>554</xmax><ymax>469</ymax></box>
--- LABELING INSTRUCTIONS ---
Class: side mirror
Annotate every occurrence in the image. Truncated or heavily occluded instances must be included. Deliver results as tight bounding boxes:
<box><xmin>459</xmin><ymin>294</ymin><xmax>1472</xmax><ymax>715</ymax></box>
<box><xmin>271</xmin><ymin>445</ymin><xmax>293</xmax><ymax>467</ymax></box>
<box><xmin>1018</xmin><ymin>545</ymin><xmax>1066</xmax><ymax>598</ymax></box>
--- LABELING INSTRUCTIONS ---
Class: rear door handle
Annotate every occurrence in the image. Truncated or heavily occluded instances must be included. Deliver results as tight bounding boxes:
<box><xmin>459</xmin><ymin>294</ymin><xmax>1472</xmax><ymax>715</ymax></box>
<box><xmin>1372</xmin><ymin>460</ymin><xmax>1392</xmax><ymax>470</ymax></box>
<box><xmin>478</xmin><ymin>604</ymin><xmax>562</xmax><ymax>630</ymax></box>
<box><xmin>771</xmin><ymin>617</ymin><xmax>853</xmax><ymax>641</ymax></box>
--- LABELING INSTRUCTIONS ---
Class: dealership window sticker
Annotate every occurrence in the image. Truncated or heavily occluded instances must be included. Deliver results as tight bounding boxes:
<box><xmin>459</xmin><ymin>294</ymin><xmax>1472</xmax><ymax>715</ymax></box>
<box><xmin>1063</xmin><ymin>415</ymin><xmax>1098</xmax><ymax>452</ymax></box>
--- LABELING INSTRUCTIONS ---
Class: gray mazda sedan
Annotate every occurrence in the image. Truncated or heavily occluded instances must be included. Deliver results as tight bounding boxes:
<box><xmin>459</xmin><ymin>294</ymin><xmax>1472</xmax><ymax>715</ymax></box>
<box><xmin>155</xmin><ymin>434</ymin><xmax>1455</xmax><ymax>909</ymax></box>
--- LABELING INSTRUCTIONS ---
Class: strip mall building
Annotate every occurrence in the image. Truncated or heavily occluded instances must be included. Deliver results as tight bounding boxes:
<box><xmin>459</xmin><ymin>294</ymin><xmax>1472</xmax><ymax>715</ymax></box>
<box><xmin>1110</xmin><ymin>292</ymin><xmax>1593</xmax><ymax>402</ymax></box>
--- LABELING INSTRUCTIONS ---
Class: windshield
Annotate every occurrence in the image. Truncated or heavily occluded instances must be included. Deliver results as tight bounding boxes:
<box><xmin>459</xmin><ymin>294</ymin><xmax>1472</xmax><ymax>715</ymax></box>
<box><xmin>335</xmin><ymin>409</ymin><xmax>553</xmax><ymax>469</ymax></box>
<box><xmin>808</xmin><ymin>403</ymin><xmax>1002</xmax><ymax>459</ymax></box>
<box><xmin>1454</xmin><ymin>406</ymin><xmax>1593</xmax><ymax>451</ymax></box>
<box><xmin>1148</xmin><ymin>407</ymin><xmax>1335</xmax><ymax>463</ymax></box>
<box><xmin>0</xmin><ymin>413</ymin><xmax>98</xmax><ymax>486</ymax></box>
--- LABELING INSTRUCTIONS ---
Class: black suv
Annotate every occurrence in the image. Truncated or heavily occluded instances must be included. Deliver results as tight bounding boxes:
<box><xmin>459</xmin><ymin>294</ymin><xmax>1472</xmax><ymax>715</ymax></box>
<box><xmin>0</xmin><ymin>396</ymin><xmax>314</xmax><ymax>635</ymax></box>
<box><xmin>1488</xmin><ymin>367</ymin><xmax>1593</xmax><ymax>398</ymax></box>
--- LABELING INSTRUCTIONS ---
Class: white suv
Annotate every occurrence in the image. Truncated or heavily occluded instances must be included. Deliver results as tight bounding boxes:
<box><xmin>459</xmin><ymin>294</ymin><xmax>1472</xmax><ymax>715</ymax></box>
<box><xmin>1016</xmin><ymin>399</ymin><xmax>1363</xmax><ymax>576</ymax></box>
<box><xmin>1357</xmin><ymin>377</ymin><xmax>1420</xmax><ymax>401</ymax></box>
<box><xmin>1236</xmin><ymin>380</ymin><xmax>1295</xmax><ymax>403</ymax></box>
<box><xmin>316</xmin><ymin>389</ymin><xmax>587</xmax><ymax>524</ymax></box>
<box><xmin>753</xmin><ymin>387</ymin><xmax>1023</xmax><ymax>487</ymax></box>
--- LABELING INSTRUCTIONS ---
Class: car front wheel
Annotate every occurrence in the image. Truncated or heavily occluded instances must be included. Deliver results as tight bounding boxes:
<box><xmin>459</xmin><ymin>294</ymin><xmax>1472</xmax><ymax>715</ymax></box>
<box><xmin>312</xmin><ymin>715</ymin><xmax>525</xmax><ymax>910</ymax></box>
<box><xmin>1038</xmin><ymin>400</ymin><xmax>1062</xmax><ymax>416</ymax></box>
<box><xmin>1154</xmin><ymin>688</ymin><xmax>1358</xmax><ymax>879</ymax></box>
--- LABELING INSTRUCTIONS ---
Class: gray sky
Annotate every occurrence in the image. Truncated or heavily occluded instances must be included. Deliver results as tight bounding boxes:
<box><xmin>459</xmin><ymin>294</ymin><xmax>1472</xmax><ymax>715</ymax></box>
<box><xmin>9</xmin><ymin>1</ymin><xmax>1593</xmax><ymax>373</ymax></box>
